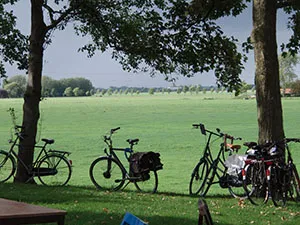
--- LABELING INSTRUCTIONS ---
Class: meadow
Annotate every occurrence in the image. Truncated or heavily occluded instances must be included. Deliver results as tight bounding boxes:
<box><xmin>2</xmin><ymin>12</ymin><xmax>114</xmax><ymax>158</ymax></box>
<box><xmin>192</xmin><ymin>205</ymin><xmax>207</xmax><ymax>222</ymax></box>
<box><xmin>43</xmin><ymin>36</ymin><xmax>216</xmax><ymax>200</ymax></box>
<box><xmin>0</xmin><ymin>93</ymin><xmax>300</xmax><ymax>224</ymax></box>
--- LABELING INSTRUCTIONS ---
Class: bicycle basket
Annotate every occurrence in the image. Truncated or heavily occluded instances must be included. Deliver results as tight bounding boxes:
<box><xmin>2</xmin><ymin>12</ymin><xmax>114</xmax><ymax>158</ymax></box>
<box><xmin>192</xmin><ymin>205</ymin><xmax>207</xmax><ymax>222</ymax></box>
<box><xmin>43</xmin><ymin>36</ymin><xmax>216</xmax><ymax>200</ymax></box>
<box><xmin>129</xmin><ymin>151</ymin><xmax>163</xmax><ymax>180</ymax></box>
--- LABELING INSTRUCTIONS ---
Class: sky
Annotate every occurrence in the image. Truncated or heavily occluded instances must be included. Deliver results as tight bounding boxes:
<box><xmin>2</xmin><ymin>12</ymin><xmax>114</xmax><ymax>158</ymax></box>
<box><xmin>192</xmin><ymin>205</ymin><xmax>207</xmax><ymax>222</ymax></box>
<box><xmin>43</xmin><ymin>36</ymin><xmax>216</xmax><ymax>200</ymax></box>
<box><xmin>3</xmin><ymin>1</ymin><xmax>299</xmax><ymax>88</ymax></box>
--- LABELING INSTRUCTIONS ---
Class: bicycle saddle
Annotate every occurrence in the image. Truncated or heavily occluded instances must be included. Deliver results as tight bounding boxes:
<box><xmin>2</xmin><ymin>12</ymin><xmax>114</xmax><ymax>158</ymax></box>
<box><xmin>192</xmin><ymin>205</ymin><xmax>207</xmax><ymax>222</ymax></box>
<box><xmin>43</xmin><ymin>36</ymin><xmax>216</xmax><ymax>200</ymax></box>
<box><xmin>41</xmin><ymin>138</ymin><xmax>55</xmax><ymax>144</ymax></box>
<box><xmin>126</xmin><ymin>139</ymin><xmax>139</xmax><ymax>145</ymax></box>
<box><xmin>226</xmin><ymin>143</ymin><xmax>241</xmax><ymax>151</ymax></box>
<box><xmin>243</xmin><ymin>142</ymin><xmax>257</xmax><ymax>148</ymax></box>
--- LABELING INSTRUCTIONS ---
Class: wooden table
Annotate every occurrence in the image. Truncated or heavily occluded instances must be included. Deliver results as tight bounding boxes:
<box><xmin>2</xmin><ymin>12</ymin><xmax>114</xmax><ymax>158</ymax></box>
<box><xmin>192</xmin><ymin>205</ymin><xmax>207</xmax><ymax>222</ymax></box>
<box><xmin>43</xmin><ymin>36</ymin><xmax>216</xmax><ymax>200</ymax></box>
<box><xmin>0</xmin><ymin>198</ymin><xmax>67</xmax><ymax>225</ymax></box>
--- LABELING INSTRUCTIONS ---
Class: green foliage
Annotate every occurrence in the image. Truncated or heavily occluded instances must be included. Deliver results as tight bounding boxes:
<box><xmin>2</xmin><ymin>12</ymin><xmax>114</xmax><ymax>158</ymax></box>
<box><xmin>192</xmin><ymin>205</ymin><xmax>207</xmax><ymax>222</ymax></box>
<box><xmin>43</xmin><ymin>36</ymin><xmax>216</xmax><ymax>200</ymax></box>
<box><xmin>0</xmin><ymin>0</ymin><xmax>28</xmax><ymax>77</ymax></box>
<box><xmin>148</xmin><ymin>88</ymin><xmax>155</xmax><ymax>95</ymax></box>
<box><xmin>63</xmin><ymin>87</ymin><xmax>73</xmax><ymax>97</ymax></box>
<box><xmin>281</xmin><ymin>3</ymin><xmax>300</xmax><ymax>56</ymax></box>
<box><xmin>240</xmin><ymin>81</ymin><xmax>252</xmax><ymax>94</ymax></box>
<box><xmin>290</xmin><ymin>79</ymin><xmax>300</xmax><ymax>95</ymax></box>
<box><xmin>279</xmin><ymin>52</ymin><xmax>299</xmax><ymax>89</ymax></box>
<box><xmin>73</xmin><ymin>87</ymin><xmax>84</xmax><ymax>96</ymax></box>
<box><xmin>66</xmin><ymin>0</ymin><xmax>246</xmax><ymax>92</ymax></box>
<box><xmin>182</xmin><ymin>85</ymin><xmax>189</xmax><ymax>94</ymax></box>
<box><xmin>42</xmin><ymin>76</ymin><xmax>94</xmax><ymax>97</ymax></box>
<box><xmin>3</xmin><ymin>75</ymin><xmax>26</xmax><ymax>98</ymax></box>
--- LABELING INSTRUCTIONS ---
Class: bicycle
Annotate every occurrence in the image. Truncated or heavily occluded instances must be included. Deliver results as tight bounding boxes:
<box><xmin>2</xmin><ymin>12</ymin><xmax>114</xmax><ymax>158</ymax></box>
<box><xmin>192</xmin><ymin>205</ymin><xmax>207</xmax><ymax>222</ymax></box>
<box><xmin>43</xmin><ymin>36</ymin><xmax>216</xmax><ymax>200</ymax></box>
<box><xmin>189</xmin><ymin>123</ymin><xmax>246</xmax><ymax>198</ymax></box>
<box><xmin>242</xmin><ymin>138</ymin><xmax>300</xmax><ymax>206</ymax></box>
<box><xmin>89</xmin><ymin>127</ymin><xmax>161</xmax><ymax>193</ymax></box>
<box><xmin>241</xmin><ymin>143</ymin><xmax>276</xmax><ymax>206</ymax></box>
<box><xmin>0</xmin><ymin>125</ymin><xmax>72</xmax><ymax>186</ymax></box>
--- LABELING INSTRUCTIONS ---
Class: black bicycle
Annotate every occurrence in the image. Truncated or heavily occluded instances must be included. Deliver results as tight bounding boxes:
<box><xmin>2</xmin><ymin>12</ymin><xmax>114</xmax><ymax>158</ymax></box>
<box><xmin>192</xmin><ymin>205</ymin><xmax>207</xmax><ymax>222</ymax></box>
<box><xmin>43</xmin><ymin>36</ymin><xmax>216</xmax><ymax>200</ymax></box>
<box><xmin>189</xmin><ymin>123</ymin><xmax>247</xmax><ymax>198</ymax></box>
<box><xmin>242</xmin><ymin>138</ymin><xmax>300</xmax><ymax>206</ymax></box>
<box><xmin>89</xmin><ymin>127</ymin><xmax>161</xmax><ymax>193</ymax></box>
<box><xmin>0</xmin><ymin>125</ymin><xmax>72</xmax><ymax>186</ymax></box>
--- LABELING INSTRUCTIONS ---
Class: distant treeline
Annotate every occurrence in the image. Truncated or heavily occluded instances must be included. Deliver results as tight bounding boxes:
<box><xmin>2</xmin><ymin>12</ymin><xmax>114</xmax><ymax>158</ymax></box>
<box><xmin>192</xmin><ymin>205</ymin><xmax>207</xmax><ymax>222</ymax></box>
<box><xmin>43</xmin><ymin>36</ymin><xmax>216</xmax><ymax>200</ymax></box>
<box><xmin>1</xmin><ymin>75</ymin><xmax>94</xmax><ymax>98</ymax></box>
<box><xmin>1</xmin><ymin>75</ymin><xmax>257</xmax><ymax>98</ymax></box>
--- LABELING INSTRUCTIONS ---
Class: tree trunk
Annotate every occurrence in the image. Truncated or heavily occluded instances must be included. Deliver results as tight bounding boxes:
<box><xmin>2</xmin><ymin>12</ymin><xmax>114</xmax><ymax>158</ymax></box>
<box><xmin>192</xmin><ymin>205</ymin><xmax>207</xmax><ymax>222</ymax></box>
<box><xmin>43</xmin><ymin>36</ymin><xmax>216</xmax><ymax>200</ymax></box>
<box><xmin>252</xmin><ymin>0</ymin><xmax>285</xmax><ymax>144</ymax></box>
<box><xmin>14</xmin><ymin>0</ymin><xmax>46</xmax><ymax>183</ymax></box>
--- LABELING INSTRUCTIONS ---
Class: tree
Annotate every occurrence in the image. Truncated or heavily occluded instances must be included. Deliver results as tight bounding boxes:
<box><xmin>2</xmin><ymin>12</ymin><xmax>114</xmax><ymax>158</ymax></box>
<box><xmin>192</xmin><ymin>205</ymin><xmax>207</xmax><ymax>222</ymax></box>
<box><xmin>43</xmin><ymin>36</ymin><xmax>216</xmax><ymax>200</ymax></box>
<box><xmin>3</xmin><ymin>0</ymin><xmax>299</xmax><ymax>183</ymax></box>
<box><xmin>0</xmin><ymin>88</ymin><xmax>8</xmax><ymax>98</ymax></box>
<box><xmin>63</xmin><ymin>87</ymin><xmax>73</xmax><ymax>97</ymax></box>
<box><xmin>73</xmin><ymin>87</ymin><xmax>84</xmax><ymax>96</ymax></box>
<box><xmin>148</xmin><ymin>88</ymin><xmax>155</xmax><ymax>95</ymax></box>
<box><xmin>191</xmin><ymin>0</ymin><xmax>300</xmax><ymax>144</ymax></box>
<box><xmin>290</xmin><ymin>80</ymin><xmax>300</xmax><ymax>95</ymax></box>
<box><xmin>279</xmin><ymin>53</ymin><xmax>299</xmax><ymax>93</ymax></box>
<box><xmin>3</xmin><ymin>75</ymin><xmax>26</xmax><ymax>97</ymax></box>
<box><xmin>183</xmin><ymin>85</ymin><xmax>189</xmax><ymax>94</ymax></box>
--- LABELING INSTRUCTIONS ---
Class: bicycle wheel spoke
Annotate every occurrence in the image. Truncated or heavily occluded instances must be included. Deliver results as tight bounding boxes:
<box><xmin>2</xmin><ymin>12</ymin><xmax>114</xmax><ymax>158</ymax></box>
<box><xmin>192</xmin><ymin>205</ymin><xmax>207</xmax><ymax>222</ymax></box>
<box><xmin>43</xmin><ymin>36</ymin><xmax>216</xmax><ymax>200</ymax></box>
<box><xmin>0</xmin><ymin>151</ymin><xmax>15</xmax><ymax>183</ymax></box>
<box><xmin>37</xmin><ymin>154</ymin><xmax>72</xmax><ymax>186</ymax></box>
<box><xmin>89</xmin><ymin>157</ymin><xmax>125</xmax><ymax>191</ymax></box>
<box><xmin>134</xmin><ymin>171</ymin><xmax>158</xmax><ymax>193</ymax></box>
<box><xmin>189</xmin><ymin>160</ymin><xmax>211</xmax><ymax>196</ymax></box>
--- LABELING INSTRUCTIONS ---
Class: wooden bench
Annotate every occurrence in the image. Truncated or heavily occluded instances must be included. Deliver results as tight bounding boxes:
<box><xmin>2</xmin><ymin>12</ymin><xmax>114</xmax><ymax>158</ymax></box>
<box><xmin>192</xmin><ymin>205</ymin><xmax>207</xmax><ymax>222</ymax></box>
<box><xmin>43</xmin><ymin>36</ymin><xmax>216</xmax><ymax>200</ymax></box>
<box><xmin>0</xmin><ymin>198</ymin><xmax>67</xmax><ymax>225</ymax></box>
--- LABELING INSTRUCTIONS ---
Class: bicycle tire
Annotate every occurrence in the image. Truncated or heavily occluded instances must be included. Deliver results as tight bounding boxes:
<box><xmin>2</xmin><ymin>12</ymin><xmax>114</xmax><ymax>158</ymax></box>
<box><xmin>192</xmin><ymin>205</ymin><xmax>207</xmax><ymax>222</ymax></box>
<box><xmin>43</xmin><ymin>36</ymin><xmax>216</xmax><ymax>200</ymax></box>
<box><xmin>268</xmin><ymin>165</ymin><xmax>287</xmax><ymax>207</ymax></box>
<box><xmin>0</xmin><ymin>150</ymin><xmax>16</xmax><ymax>183</ymax></box>
<box><xmin>289</xmin><ymin>163</ymin><xmax>300</xmax><ymax>202</ymax></box>
<box><xmin>134</xmin><ymin>171</ymin><xmax>158</xmax><ymax>193</ymax></box>
<box><xmin>37</xmin><ymin>154</ymin><xmax>72</xmax><ymax>186</ymax></box>
<box><xmin>89</xmin><ymin>157</ymin><xmax>125</xmax><ymax>191</ymax></box>
<box><xmin>243</xmin><ymin>163</ymin><xmax>268</xmax><ymax>205</ymax></box>
<box><xmin>189</xmin><ymin>159</ymin><xmax>210</xmax><ymax>196</ymax></box>
<box><xmin>227</xmin><ymin>169</ymin><xmax>248</xmax><ymax>199</ymax></box>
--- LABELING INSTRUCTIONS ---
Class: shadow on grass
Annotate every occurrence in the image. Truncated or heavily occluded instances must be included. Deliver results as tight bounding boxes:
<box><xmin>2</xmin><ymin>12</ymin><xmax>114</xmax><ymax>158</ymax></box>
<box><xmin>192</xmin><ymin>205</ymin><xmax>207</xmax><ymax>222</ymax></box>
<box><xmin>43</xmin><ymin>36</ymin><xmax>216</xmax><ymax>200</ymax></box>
<box><xmin>0</xmin><ymin>183</ymin><xmax>235</xmax><ymax>225</ymax></box>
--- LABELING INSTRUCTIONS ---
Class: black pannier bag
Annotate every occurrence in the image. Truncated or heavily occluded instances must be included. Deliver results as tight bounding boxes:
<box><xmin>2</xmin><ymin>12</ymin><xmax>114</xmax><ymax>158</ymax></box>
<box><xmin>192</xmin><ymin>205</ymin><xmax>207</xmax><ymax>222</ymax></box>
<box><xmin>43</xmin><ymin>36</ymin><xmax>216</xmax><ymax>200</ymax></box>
<box><xmin>129</xmin><ymin>151</ymin><xmax>163</xmax><ymax>181</ymax></box>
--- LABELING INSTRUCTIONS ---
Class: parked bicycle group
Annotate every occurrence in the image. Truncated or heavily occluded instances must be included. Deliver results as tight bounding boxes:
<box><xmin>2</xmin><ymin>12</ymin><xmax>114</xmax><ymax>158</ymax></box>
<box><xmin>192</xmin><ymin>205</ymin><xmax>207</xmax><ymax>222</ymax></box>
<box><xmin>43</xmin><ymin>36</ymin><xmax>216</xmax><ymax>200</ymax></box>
<box><xmin>189</xmin><ymin>123</ymin><xmax>300</xmax><ymax>207</ymax></box>
<box><xmin>0</xmin><ymin>109</ymin><xmax>299</xmax><ymax>207</ymax></box>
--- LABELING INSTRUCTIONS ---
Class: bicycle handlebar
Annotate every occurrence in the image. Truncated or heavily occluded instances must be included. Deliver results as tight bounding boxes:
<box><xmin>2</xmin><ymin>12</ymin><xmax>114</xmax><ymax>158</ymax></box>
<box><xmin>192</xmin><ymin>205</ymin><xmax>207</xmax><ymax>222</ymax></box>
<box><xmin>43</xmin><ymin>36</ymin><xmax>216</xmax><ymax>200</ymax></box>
<box><xmin>110</xmin><ymin>127</ymin><xmax>120</xmax><ymax>134</ymax></box>
<box><xmin>193</xmin><ymin>123</ymin><xmax>242</xmax><ymax>141</ymax></box>
<box><xmin>285</xmin><ymin>138</ymin><xmax>300</xmax><ymax>143</ymax></box>
<box><xmin>13</xmin><ymin>125</ymin><xmax>26</xmax><ymax>139</ymax></box>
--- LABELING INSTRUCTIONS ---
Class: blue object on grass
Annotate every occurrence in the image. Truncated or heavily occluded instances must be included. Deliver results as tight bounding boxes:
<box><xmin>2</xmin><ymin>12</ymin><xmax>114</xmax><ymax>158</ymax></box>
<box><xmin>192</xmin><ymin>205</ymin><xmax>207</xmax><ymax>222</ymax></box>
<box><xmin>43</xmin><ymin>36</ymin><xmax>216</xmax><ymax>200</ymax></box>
<box><xmin>120</xmin><ymin>212</ymin><xmax>148</xmax><ymax>225</ymax></box>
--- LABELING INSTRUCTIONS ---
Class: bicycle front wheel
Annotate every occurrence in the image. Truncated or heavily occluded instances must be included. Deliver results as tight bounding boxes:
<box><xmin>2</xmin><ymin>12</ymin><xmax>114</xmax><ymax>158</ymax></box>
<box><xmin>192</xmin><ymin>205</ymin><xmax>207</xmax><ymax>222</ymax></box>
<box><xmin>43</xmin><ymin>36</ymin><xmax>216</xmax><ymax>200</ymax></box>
<box><xmin>37</xmin><ymin>154</ymin><xmax>72</xmax><ymax>186</ymax></box>
<box><xmin>134</xmin><ymin>171</ymin><xmax>158</xmax><ymax>193</ymax></box>
<box><xmin>0</xmin><ymin>150</ymin><xmax>16</xmax><ymax>183</ymax></box>
<box><xmin>89</xmin><ymin>157</ymin><xmax>125</xmax><ymax>191</ymax></box>
<box><xmin>189</xmin><ymin>159</ymin><xmax>210</xmax><ymax>196</ymax></box>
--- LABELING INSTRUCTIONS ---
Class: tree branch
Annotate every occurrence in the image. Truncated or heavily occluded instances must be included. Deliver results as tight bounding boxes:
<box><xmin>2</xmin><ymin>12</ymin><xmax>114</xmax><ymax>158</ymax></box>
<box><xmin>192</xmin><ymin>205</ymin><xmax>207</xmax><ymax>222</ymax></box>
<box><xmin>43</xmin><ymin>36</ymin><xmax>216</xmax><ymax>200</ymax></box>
<box><xmin>277</xmin><ymin>0</ymin><xmax>298</xmax><ymax>9</ymax></box>
<box><xmin>43</xmin><ymin>2</ymin><xmax>84</xmax><ymax>31</ymax></box>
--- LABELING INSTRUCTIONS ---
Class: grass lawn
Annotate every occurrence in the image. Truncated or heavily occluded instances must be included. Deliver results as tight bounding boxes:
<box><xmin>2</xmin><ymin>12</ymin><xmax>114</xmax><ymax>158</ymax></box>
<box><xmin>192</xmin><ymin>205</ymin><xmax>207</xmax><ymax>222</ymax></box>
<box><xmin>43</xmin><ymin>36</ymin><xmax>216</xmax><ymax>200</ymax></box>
<box><xmin>0</xmin><ymin>93</ymin><xmax>300</xmax><ymax>224</ymax></box>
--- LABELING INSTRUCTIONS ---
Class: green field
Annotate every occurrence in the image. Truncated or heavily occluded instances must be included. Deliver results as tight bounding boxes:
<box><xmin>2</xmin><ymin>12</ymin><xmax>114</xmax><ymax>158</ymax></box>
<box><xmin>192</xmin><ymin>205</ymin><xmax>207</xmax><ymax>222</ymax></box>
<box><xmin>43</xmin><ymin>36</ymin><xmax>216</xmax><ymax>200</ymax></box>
<box><xmin>1</xmin><ymin>93</ymin><xmax>300</xmax><ymax>224</ymax></box>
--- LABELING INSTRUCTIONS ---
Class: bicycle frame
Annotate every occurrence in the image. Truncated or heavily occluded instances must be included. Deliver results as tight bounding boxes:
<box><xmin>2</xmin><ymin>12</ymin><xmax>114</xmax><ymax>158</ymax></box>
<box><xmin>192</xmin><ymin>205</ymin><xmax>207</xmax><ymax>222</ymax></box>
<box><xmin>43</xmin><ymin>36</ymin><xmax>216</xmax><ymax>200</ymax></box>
<box><xmin>5</xmin><ymin>128</ymin><xmax>62</xmax><ymax>176</ymax></box>
<box><xmin>190</xmin><ymin>123</ymin><xmax>244</xmax><ymax>197</ymax></box>
<box><xmin>102</xmin><ymin>128</ymin><xmax>136</xmax><ymax>179</ymax></box>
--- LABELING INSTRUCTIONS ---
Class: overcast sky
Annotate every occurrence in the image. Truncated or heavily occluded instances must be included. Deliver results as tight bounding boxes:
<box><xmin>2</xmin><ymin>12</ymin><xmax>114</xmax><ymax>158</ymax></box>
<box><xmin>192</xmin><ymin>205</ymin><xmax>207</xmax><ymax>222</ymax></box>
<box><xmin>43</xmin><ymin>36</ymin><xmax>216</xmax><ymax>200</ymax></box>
<box><xmin>3</xmin><ymin>1</ymin><xmax>299</xmax><ymax>88</ymax></box>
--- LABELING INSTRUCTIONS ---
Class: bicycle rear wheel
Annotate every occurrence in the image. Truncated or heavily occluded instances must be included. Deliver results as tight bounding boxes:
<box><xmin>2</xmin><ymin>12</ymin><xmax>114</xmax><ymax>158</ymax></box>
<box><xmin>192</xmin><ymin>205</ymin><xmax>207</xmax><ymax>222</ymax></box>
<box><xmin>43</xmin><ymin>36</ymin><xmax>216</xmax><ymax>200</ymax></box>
<box><xmin>189</xmin><ymin>159</ymin><xmax>210</xmax><ymax>196</ymax></box>
<box><xmin>89</xmin><ymin>157</ymin><xmax>125</xmax><ymax>191</ymax></box>
<box><xmin>268</xmin><ymin>165</ymin><xmax>287</xmax><ymax>207</ymax></box>
<box><xmin>227</xmin><ymin>170</ymin><xmax>247</xmax><ymax>199</ymax></box>
<box><xmin>37</xmin><ymin>154</ymin><xmax>72</xmax><ymax>186</ymax></box>
<box><xmin>134</xmin><ymin>171</ymin><xmax>158</xmax><ymax>193</ymax></box>
<box><xmin>243</xmin><ymin>163</ymin><xmax>268</xmax><ymax>205</ymax></box>
<box><xmin>289</xmin><ymin>163</ymin><xmax>300</xmax><ymax>202</ymax></box>
<box><xmin>0</xmin><ymin>150</ymin><xmax>16</xmax><ymax>183</ymax></box>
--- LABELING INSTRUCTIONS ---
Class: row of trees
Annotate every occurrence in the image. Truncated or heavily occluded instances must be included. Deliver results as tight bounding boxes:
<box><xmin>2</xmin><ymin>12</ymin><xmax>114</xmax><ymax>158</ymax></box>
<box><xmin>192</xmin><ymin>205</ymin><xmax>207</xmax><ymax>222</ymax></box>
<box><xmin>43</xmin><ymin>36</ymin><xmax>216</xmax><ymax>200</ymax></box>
<box><xmin>2</xmin><ymin>75</ymin><xmax>94</xmax><ymax>98</ymax></box>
